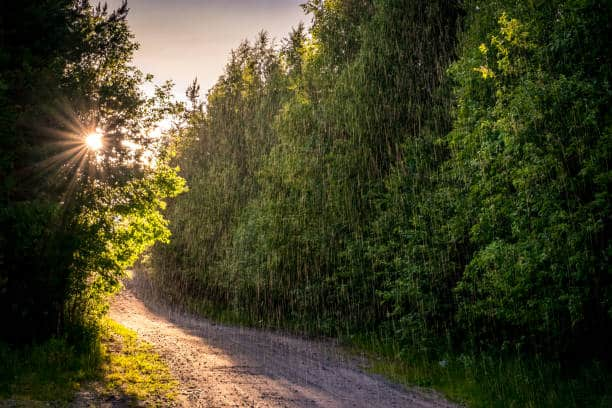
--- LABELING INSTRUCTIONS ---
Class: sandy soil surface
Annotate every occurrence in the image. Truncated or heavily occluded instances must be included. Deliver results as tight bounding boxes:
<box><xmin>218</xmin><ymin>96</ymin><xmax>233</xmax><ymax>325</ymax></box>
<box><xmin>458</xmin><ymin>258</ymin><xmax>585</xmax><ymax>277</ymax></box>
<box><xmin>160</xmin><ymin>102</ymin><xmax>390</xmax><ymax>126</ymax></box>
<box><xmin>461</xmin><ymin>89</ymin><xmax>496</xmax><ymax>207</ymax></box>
<box><xmin>109</xmin><ymin>288</ymin><xmax>457</xmax><ymax>408</ymax></box>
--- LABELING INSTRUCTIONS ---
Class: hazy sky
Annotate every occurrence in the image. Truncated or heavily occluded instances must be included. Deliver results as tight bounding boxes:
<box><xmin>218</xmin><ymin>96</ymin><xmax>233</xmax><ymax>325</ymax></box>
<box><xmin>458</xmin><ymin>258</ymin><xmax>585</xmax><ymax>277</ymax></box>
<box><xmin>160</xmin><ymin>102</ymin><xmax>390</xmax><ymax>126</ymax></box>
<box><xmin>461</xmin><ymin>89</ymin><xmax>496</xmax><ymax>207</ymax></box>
<box><xmin>106</xmin><ymin>0</ymin><xmax>307</xmax><ymax>101</ymax></box>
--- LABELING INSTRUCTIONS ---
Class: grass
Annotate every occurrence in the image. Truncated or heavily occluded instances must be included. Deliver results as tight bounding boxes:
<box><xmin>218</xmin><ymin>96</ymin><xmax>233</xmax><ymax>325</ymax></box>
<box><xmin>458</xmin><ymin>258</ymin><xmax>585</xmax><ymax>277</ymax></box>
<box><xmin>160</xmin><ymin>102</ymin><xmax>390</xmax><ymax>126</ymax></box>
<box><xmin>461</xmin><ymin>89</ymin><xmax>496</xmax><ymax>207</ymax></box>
<box><xmin>345</xmin><ymin>333</ymin><xmax>612</xmax><ymax>408</ymax></box>
<box><xmin>99</xmin><ymin>318</ymin><xmax>178</xmax><ymax>406</ymax></box>
<box><xmin>0</xmin><ymin>318</ymin><xmax>178</xmax><ymax>406</ymax></box>
<box><xmin>0</xmin><ymin>334</ymin><xmax>100</xmax><ymax>401</ymax></box>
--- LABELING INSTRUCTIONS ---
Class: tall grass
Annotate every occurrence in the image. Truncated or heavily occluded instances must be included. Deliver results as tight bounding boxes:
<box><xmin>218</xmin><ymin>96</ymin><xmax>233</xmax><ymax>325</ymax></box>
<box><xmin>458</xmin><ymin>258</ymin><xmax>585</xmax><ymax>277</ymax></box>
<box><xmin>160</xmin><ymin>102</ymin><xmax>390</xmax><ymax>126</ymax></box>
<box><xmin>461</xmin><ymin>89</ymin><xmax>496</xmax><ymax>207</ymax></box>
<box><xmin>347</xmin><ymin>333</ymin><xmax>612</xmax><ymax>408</ymax></box>
<box><xmin>0</xmin><ymin>332</ymin><xmax>102</xmax><ymax>401</ymax></box>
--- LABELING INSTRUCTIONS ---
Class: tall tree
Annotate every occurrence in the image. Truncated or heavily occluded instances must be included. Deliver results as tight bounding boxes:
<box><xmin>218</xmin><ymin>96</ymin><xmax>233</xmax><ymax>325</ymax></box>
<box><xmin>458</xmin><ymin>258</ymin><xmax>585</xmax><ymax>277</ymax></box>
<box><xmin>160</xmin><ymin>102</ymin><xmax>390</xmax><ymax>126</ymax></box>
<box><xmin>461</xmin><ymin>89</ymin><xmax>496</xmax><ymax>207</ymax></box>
<box><xmin>0</xmin><ymin>0</ymin><xmax>185</xmax><ymax>343</ymax></box>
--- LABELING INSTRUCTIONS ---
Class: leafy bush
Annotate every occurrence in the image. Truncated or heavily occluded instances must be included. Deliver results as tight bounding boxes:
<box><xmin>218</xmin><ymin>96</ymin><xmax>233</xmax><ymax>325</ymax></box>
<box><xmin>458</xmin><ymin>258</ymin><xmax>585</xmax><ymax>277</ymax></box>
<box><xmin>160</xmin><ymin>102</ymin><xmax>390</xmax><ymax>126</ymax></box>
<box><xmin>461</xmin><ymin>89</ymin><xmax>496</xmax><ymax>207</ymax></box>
<box><xmin>0</xmin><ymin>0</ymin><xmax>185</xmax><ymax>343</ymax></box>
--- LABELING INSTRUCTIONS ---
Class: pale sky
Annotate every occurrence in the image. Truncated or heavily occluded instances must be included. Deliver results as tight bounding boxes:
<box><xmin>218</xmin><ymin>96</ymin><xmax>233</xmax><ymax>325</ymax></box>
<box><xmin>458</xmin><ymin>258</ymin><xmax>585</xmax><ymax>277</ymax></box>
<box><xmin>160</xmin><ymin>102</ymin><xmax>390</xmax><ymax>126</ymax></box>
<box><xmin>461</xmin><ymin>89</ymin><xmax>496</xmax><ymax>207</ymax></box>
<box><xmin>106</xmin><ymin>0</ymin><xmax>306</xmax><ymax>101</ymax></box>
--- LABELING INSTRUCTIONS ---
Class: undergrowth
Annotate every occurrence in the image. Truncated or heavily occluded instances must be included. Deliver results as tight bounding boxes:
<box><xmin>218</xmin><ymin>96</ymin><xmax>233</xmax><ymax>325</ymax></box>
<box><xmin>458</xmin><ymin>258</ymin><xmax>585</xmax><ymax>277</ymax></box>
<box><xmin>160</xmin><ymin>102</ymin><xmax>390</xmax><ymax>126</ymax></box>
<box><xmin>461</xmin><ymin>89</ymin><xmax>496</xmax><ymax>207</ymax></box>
<box><xmin>134</xmin><ymin>269</ymin><xmax>612</xmax><ymax>407</ymax></box>
<box><xmin>345</xmin><ymin>333</ymin><xmax>612</xmax><ymax>408</ymax></box>
<box><xmin>0</xmin><ymin>318</ymin><xmax>178</xmax><ymax>406</ymax></box>
<box><xmin>0</xmin><ymin>329</ymin><xmax>101</xmax><ymax>401</ymax></box>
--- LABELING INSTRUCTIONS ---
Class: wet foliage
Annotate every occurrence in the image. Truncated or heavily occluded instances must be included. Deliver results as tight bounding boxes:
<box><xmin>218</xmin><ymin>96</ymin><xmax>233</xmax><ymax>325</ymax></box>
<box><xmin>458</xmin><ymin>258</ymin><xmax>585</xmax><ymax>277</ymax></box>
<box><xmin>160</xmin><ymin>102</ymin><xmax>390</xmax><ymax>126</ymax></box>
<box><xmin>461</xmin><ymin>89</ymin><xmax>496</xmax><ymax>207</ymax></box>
<box><xmin>150</xmin><ymin>0</ymin><xmax>612</xmax><ymax>391</ymax></box>
<box><xmin>2</xmin><ymin>0</ymin><xmax>610</xmax><ymax>405</ymax></box>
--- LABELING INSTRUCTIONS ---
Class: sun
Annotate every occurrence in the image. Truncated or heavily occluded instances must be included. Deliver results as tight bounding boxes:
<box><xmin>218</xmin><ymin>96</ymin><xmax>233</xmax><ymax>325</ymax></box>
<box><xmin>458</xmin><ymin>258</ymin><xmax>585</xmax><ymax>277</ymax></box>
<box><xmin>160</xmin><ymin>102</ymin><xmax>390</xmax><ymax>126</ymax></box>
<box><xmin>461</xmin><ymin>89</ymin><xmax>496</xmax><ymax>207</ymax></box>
<box><xmin>85</xmin><ymin>131</ymin><xmax>103</xmax><ymax>151</ymax></box>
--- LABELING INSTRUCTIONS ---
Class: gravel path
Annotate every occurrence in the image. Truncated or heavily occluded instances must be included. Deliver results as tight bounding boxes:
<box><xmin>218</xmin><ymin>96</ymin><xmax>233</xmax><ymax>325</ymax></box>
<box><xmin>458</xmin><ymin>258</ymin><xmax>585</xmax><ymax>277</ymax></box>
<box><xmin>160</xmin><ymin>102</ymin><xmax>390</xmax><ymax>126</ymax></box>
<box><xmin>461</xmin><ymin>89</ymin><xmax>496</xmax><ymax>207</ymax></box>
<box><xmin>109</xmin><ymin>288</ymin><xmax>457</xmax><ymax>408</ymax></box>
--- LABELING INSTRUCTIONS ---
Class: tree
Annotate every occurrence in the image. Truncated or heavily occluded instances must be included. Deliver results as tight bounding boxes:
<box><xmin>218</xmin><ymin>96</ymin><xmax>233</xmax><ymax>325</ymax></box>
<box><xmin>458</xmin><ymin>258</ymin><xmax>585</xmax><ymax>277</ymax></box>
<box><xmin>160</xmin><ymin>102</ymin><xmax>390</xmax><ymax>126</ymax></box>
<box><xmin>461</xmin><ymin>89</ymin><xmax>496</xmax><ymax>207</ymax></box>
<box><xmin>0</xmin><ymin>0</ymin><xmax>185</xmax><ymax>343</ymax></box>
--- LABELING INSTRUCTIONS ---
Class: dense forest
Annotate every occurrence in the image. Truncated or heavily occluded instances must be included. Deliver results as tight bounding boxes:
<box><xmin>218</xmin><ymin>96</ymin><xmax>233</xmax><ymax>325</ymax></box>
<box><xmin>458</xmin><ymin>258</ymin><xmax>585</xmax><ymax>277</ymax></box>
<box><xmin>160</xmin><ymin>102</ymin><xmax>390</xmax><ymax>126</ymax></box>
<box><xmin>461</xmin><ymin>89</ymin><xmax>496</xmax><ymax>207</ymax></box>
<box><xmin>153</xmin><ymin>0</ymin><xmax>611</xmax><ymax>359</ymax></box>
<box><xmin>1</xmin><ymin>0</ymin><xmax>611</xmax><ymax>406</ymax></box>
<box><xmin>147</xmin><ymin>0</ymin><xmax>611</xmax><ymax>404</ymax></box>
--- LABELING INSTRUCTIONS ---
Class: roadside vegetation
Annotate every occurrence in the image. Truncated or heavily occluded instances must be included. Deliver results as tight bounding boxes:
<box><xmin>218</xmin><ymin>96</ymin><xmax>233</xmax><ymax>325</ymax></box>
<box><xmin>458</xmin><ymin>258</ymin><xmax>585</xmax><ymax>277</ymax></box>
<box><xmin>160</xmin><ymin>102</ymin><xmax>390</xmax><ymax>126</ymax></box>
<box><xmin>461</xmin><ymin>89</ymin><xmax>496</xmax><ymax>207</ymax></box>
<box><xmin>98</xmin><ymin>318</ymin><xmax>178</xmax><ymax>406</ymax></box>
<box><xmin>347</xmin><ymin>334</ymin><xmax>611</xmax><ymax>407</ymax></box>
<box><xmin>0</xmin><ymin>0</ymin><xmax>183</xmax><ymax>404</ymax></box>
<box><xmin>147</xmin><ymin>0</ymin><xmax>612</xmax><ymax>406</ymax></box>
<box><xmin>0</xmin><ymin>317</ymin><xmax>177</xmax><ymax>406</ymax></box>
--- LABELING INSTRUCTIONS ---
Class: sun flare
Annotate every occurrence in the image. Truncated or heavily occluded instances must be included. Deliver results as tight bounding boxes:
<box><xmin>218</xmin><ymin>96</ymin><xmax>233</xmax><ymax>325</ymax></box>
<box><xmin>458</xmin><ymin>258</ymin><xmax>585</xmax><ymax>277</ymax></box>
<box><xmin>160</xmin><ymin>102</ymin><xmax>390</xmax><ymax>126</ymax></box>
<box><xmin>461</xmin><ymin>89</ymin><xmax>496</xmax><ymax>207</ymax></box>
<box><xmin>85</xmin><ymin>131</ymin><xmax>103</xmax><ymax>151</ymax></box>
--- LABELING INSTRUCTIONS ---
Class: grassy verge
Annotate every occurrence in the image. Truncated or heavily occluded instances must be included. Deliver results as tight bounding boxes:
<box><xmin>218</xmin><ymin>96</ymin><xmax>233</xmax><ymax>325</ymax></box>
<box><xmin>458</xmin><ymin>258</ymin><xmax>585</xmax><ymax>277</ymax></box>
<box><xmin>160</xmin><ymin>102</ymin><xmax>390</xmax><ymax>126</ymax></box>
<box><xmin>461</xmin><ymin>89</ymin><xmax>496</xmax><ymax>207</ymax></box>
<box><xmin>128</xmin><ymin>273</ymin><xmax>612</xmax><ymax>407</ymax></box>
<box><xmin>0</xmin><ymin>318</ymin><xmax>178</xmax><ymax>406</ymax></box>
<box><xmin>98</xmin><ymin>318</ymin><xmax>178</xmax><ymax>405</ymax></box>
<box><xmin>345</xmin><ymin>333</ymin><xmax>612</xmax><ymax>408</ymax></box>
<box><xmin>155</xmin><ymin>295</ymin><xmax>612</xmax><ymax>407</ymax></box>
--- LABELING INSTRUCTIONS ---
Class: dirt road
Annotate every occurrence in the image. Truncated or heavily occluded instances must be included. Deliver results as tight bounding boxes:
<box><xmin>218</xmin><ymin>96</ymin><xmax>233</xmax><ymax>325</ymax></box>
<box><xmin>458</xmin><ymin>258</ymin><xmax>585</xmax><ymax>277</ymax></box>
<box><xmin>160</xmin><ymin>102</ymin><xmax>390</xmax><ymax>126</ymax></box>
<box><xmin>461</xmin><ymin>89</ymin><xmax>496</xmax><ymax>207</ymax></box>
<box><xmin>109</xmin><ymin>288</ymin><xmax>457</xmax><ymax>407</ymax></box>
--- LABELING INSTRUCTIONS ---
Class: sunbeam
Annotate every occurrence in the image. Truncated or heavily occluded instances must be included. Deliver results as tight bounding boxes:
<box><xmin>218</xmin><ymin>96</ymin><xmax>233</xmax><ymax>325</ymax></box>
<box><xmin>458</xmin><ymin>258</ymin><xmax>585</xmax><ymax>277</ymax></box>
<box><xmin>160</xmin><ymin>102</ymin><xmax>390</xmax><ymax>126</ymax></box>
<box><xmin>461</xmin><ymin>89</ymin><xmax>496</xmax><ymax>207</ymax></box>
<box><xmin>85</xmin><ymin>131</ymin><xmax>104</xmax><ymax>151</ymax></box>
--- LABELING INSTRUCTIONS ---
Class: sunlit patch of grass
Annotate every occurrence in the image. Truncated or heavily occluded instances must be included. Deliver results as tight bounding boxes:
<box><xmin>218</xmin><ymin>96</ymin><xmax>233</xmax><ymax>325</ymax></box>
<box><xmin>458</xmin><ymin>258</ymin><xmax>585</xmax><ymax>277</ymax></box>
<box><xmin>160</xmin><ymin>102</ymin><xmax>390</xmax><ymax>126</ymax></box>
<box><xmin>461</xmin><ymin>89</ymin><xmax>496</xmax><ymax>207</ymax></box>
<box><xmin>344</xmin><ymin>333</ymin><xmax>612</xmax><ymax>408</ymax></box>
<box><xmin>99</xmin><ymin>318</ymin><xmax>178</xmax><ymax>406</ymax></box>
<box><xmin>0</xmin><ymin>319</ymin><xmax>178</xmax><ymax>406</ymax></box>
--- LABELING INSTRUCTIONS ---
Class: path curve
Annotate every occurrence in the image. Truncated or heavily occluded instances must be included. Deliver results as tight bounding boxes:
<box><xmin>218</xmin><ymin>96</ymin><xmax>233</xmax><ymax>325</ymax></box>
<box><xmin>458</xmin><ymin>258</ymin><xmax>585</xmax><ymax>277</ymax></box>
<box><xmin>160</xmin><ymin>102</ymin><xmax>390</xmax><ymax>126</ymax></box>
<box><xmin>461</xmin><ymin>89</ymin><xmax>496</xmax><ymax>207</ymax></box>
<box><xmin>110</xmin><ymin>288</ymin><xmax>457</xmax><ymax>408</ymax></box>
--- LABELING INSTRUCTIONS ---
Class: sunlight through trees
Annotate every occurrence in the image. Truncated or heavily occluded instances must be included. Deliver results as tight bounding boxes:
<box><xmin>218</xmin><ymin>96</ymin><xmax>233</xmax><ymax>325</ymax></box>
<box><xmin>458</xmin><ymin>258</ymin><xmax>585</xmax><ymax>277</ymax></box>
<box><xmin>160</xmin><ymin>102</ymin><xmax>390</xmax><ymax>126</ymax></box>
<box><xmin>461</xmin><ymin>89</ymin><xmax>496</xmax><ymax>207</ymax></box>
<box><xmin>1</xmin><ymin>0</ymin><xmax>610</xmax><ymax>406</ymax></box>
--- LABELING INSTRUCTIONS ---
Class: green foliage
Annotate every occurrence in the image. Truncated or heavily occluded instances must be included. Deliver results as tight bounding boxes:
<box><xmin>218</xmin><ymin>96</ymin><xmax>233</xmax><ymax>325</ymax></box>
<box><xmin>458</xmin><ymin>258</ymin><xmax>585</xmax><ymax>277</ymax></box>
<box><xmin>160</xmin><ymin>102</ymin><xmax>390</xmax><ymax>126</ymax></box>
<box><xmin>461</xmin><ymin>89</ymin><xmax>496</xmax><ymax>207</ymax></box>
<box><xmin>151</xmin><ymin>33</ymin><xmax>291</xmax><ymax>315</ymax></box>
<box><xmin>0</xmin><ymin>0</ymin><xmax>185</xmax><ymax>343</ymax></box>
<box><xmin>151</xmin><ymin>0</ymin><xmax>463</xmax><ymax>334</ymax></box>
<box><xmin>0</xmin><ymin>318</ymin><xmax>178</xmax><ymax>405</ymax></box>
<box><xmin>349</xmin><ymin>333</ymin><xmax>612</xmax><ymax>408</ymax></box>
<box><xmin>100</xmin><ymin>319</ymin><xmax>178</xmax><ymax>405</ymax></box>
<box><xmin>149</xmin><ymin>0</ymin><xmax>612</xmax><ymax>404</ymax></box>
<box><xmin>0</xmin><ymin>329</ymin><xmax>102</xmax><ymax>401</ymax></box>
<box><xmin>446</xmin><ymin>0</ymin><xmax>612</xmax><ymax>356</ymax></box>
